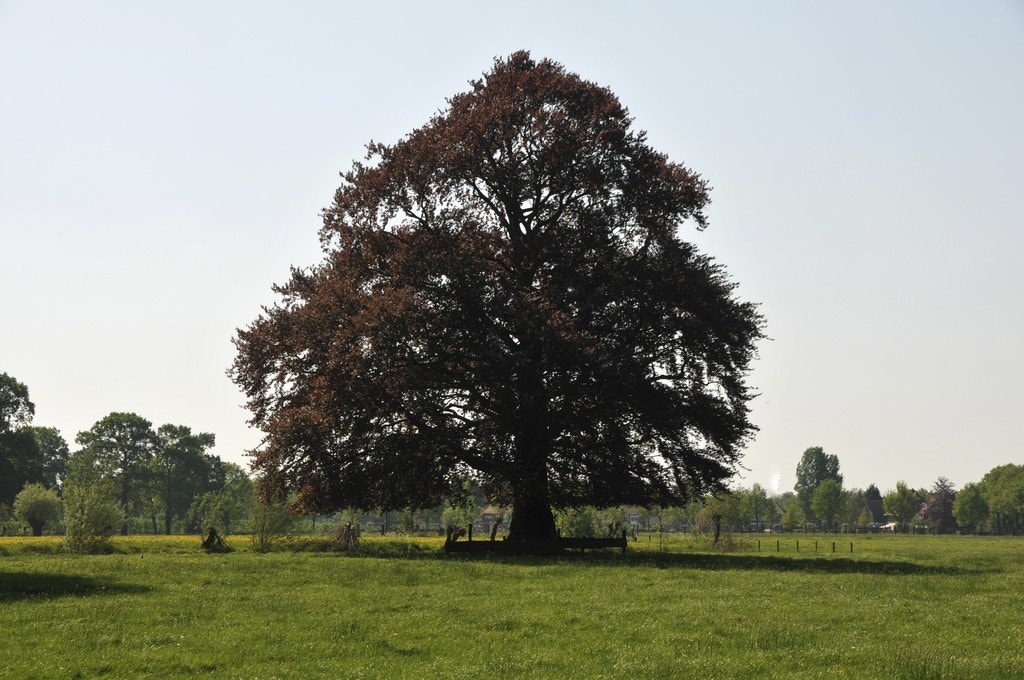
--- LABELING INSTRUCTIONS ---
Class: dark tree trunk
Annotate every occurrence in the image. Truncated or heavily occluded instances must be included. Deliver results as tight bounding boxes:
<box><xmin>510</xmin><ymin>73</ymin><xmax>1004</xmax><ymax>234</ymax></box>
<box><xmin>505</xmin><ymin>365</ymin><xmax>558</xmax><ymax>544</ymax></box>
<box><xmin>507</xmin><ymin>481</ymin><xmax>557</xmax><ymax>542</ymax></box>
<box><xmin>30</xmin><ymin>522</ymin><xmax>44</xmax><ymax>537</ymax></box>
<box><xmin>120</xmin><ymin>482</ymin><xmax>130</xmax><ymax>536</ymax></box>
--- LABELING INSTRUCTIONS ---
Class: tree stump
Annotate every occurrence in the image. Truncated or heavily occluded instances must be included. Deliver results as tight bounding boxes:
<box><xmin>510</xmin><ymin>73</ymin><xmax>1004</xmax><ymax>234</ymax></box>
<box><xmin>201</xmin><ymin>528</ymin><xmax>233</xmax><ymax>553</ymax></box>
<box><xmin>331</xmin><ymin>522</ymin><xmax>360</xmax><ymax>551</ymax></box>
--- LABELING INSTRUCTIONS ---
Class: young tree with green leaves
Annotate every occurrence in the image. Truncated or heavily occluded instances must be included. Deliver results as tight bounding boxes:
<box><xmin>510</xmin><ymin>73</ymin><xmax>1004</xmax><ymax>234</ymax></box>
<box><xmin>697</xmin><ymin>491</ymin><xmax>743</xmax><ymax>543</ymax></box>
<box><xmin>841</xmin><ymin>488</ymin><xmax>867</xmax><ymax>529</ymax></box>
<box><xmin>13</xmin><ymin>482</ymin><xmax>61</xmax><ymax>536</ymax></box>
<box><xmin>883</xmin><ymin>481</ymin><xmax>922</xmax><ymax>533</ymax></box>
<box><xmin>230</xmin><ymin>52</ymin><xmax>764</xmax><ymax>547</ymax></box>
<box><xmin>741</xmin><ymin>483</ymin><xmax>774</xmax><ymax>531</ymax></box>
<box><xmin>248</xmin><ymin>492</ymin><xmax>295</xmax><ymax>553</ymax></box>
<box><xmin>811</xmin><ymin>478</ymin><xmax>845</xmax><ymax>532</ymax></box>
<box><xmin>780</xmin><ymin>496</ymin><xmax>806</xmax><ymax>532</ymax></box>
<box><xmin>63</xmin><ymin>448</ymin><xmax>123</xmax><ymax>553</ymax></box>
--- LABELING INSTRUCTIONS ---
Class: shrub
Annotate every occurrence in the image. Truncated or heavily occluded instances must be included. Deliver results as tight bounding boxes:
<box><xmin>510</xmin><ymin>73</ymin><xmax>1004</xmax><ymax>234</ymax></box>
<box><xmin>247</xmin><ymin>499</ymin><xmax>296</xmax><ymax>552</ymax></box>
<box><xmin>555</xmin><ymin>506</ymin><xmax>601</xmax><ymax>538</ymax></box>
<box><xmin>62</xmin><ymin>450</ymin><xmax>123</xmax><ymax>553</ymax></box>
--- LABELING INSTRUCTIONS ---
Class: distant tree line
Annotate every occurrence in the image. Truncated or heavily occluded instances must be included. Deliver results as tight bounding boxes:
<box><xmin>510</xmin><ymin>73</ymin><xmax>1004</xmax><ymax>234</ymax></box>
<box><xmin>554</xmin><ymin>448</ymin><xmax>1024</xmax><ymax>539</ymax></box>
<box><xmin>1</xmin><ymin>372</ymin><xmax>253</xmax><ymax>546</ymax></box>
<box><xmin>6</xmin><ymin>371</ymin><xmax>1024</xmax><ymax>543</ymax></box>
<box><xmin>717</xmin><ymin>446</ymin><xmax>1024</xmax><ymax>537</ymax></box>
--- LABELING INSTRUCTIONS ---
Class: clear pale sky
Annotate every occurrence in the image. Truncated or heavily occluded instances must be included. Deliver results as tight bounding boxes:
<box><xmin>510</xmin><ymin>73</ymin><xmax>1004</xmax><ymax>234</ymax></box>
<box><xmin>2</xmin><ymin>2</ymin><xmax>1022</xmax><ymax>496</ymax></box>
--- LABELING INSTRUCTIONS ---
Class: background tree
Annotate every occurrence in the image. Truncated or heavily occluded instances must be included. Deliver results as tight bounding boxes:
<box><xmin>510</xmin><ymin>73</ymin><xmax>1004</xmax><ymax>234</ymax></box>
<box><xmin>25</xmin><ymin>426</ymin><xmax>69</xmax><ymax>490</ymax></box>
<box><xmin>555</xmin><ymin>506</ymin><xmax>602</xmax><ymax>538</ymax></box>
<box><xmin>231</xmin><ymin>52</ymin><xmax>764</xmax><ymax>544</ymax></box>
<box><xmin>0</xmin><ymin>372</ymin><xmax>34</xmax><ymax>432</ymax></box>
<box><xmin>75</xmin><ymin>412</ymin><xmax>157</xmax><ymax>535</ymax></box>
<box><xmin>0</xmin><ymin>372</ymin><xmax>41</xmax><ymax>506</ymax></box>
<box><xmin>63</xmin><ymin>448</ymin><xmax>123</xmax><ymax>552</ymax></box>
<box><xmin>980</xmin><ymin>464</ymin><xmax>1024</xmax><ymax>535</ymax></box>
<box><xmin>440</xmin><ymin>476</ymin><xmax>482</xmax><ymax>539</ymax></box>
<box><xmin>780</xmin><ymin>496</ymin><xmax>805</xmax><ymax>532</ymax></box>
<box><xmin>953</xmin><ymin>482</ymin><xmax>988</xmax><ymax>534</ymax></box>
<box><xmin>921</xmin><ymin>477</ymin><xmax>957</xmax><ymax>534</ymax></box>
<box><xmin>841</xmin><ymin>488</ymin><xmax>867</xmax><ymax>530</ymax></box>
<box><xmin>188</xmin><ymin>461</ymin><xmax>253</xmax><ymax>535</ymax></box>
<box><xmin>696</xmin><ymin>491</ymin><xmax>743</xmax><ymax>543</ymax></box>
<box><xmin>794</xmin><ymin>446</ymin><xmax>842</xmax><ymax>522</ymax></box>
<box><xmin>0</xmin><ymin>428</ymin><xmax>40</xmax><ymax>507</ymax></box>
<box><xmin>13</xmin><ymin>482</ymin><xmax>61</xmax><ymax>536</ymax></box>
<box><xmin>741</xmin><ymin>483</ymin><xmax>774</xmax><ymax>531</ymax></box>
<box><xmin>883</xmin><ymin>481</ymin><xmax>922</xmax><ymax>533</ymax></box>
<box><xmin>810</xmin><ymin>478</ymin><xmax>845</xmax><ymax>532</ymax></box>
<box><xmin>151</xmin><ymin>425</ymin><xmax>218</xmax><ymax>534</ymax></box>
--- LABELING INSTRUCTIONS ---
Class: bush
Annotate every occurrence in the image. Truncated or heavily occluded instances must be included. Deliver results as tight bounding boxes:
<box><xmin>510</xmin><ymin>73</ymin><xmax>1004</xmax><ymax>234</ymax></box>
<box><xmin>555</xmin><ymin>506</ymin><xmax>601</xmax><ymax>538</ymax></box>
<box><xmin>62</xmin><ymin>451</ymin><xmax>123</xmax><ymax>553</ymax></box>
<box><xmin>247</xmin><ymin>499</ymin><xmax>296</xmax><ymax>552</ymax></box>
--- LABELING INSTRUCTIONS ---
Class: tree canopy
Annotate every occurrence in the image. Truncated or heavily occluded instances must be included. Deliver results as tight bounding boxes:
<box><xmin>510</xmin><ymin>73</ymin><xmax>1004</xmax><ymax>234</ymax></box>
<box><xmin>0</xmin><ymin>372</ymin><xmax>34</xmax><ymax>433</ymax></box>
<box><xmin>921</xmin><ymin>477</ymin><xmax>957</xmax><ymax>534</ymax></box>
<box><xmin>26</xmin><ymin>426</ymin><xmax>69</xmax><ymax>490</ymax></box>
<box><xmin>75</xmin><ymin>412</ymin><xmax>157</xmax><ymax>535</ymax></box>
<box><xmin>979</xmin><ymin>464</ymin><xmax>1024</xmax><ymax>534</ymax></box>
<box><xmin>794</xmin><ymin>446</ymin><xmax>842</xmax><ymax>520</ymax></box>
<box><xmin>810</xmin><ymin>478</ymin><xmax>844</xmax><ymax>532</ymax></box>
<box><xmin>152</xmin><ymin>425</ymin><xmax>219</xmax><ymax>535</ymax></box>
<box><xmin>883</xmin><ymin>481</ymin><xmax>923</xmax><ymax>532</ymax></box>
<box><xmin>231</xmin><ymin>52</ymin><xmax>764</xmax><ymax>543</ymax></box>
<box><xmin>13</xmin><ymin>483</ymin><xmax>61</xmax><ymax>536</ymax></box>
<box><xmin>0</xmin><ymin>372</ymin><xmax>41</xmax><ymax>506</ymax></box>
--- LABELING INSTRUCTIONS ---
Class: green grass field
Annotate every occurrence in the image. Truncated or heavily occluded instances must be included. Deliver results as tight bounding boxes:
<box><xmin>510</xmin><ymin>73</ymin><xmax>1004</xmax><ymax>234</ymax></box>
<box><xmin>1</xmin><ymin>533</ymin><xmax>1022</xmax><ymax>679</ymax></box>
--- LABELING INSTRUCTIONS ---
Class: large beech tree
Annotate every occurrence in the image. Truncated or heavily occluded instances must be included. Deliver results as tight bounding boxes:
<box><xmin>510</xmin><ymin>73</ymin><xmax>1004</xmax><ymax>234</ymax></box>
<box><xmin>232</xmin><ymin>52</ymin><xmax>764</xmax><ymax>543</ymax></box>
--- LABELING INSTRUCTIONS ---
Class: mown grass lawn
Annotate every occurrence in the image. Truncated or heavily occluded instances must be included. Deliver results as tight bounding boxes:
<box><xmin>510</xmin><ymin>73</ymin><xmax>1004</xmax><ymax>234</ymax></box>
<box><xmin>1</xmin><ymin>533</ymin><xmax>1022</xmax><ymax>679</ymax></box>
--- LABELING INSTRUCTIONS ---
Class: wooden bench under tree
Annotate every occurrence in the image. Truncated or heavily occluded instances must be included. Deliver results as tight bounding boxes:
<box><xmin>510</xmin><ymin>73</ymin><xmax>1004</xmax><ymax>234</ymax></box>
<box><xmin>443</xmin><ymin>529</ymin><xmax>628</xmax><ymax>555</ymax></box>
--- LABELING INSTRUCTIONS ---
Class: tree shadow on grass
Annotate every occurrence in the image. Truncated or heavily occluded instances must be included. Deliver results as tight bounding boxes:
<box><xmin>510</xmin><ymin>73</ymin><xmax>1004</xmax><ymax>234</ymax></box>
<box><xmin>0</xmin><ymin>571</ymin><xmax>150</xmax><ymax>602</ymax></box>
<box><xmin>293</xmin><ymin>538</ymin><xmax>979</xmax><ymax>576</ymax></box>
<box><xmin>433</xmin><ymin>548</ymin><xmax>975</xmax><ymax>575</ymax></box>
<box><xmin>617</xmin><ymin>551</ymin><xmax>973</xmax><ymax>575</ymax></box>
